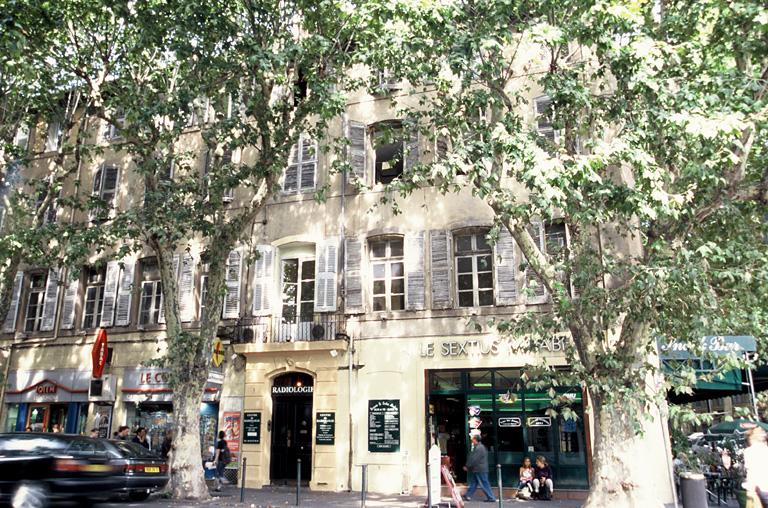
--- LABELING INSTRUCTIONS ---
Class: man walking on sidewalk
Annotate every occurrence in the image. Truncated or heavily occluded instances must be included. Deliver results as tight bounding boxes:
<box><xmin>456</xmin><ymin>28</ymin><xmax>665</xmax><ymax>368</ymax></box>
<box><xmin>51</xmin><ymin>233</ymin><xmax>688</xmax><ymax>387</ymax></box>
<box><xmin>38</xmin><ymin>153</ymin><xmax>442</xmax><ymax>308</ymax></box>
<box><xmin>463</xmin><ymin>434</ymin><xmax>497</xmax><ymax>503</ymax></box>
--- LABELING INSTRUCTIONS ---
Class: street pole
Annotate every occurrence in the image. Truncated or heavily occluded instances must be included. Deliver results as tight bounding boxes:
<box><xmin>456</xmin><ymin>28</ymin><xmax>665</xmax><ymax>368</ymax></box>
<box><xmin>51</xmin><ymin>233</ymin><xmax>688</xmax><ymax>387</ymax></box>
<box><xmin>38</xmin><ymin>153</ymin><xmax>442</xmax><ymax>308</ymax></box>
<box><xmin>746</xmin><ymin>353</ymin><xmax>759</xmax><ymax>419</ymax></box>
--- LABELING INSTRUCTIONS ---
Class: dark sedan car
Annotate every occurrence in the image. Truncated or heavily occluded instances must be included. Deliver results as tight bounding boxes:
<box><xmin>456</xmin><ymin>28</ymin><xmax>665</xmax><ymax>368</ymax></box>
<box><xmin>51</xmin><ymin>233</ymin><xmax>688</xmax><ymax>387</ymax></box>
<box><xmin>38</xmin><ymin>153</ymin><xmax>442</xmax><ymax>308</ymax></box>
<box><xmin>108</xmin><ymin>440</ymin><xmax>169</xmax><ymax>501</ymax></box>
<box><xmin>0</xmin><ymin>432</ymin><xmax>122</xmax><ymax>507</ymax></box>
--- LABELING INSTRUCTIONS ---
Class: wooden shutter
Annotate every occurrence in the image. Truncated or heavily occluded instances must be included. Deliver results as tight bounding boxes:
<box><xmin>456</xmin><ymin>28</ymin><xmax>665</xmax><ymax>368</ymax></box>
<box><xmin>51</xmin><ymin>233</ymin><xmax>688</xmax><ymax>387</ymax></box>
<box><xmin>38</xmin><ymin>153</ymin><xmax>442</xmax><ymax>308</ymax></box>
<box><xmin>314</xmin><ymin>238</ymin><xmax>338</xmax><ymax>312</ymax></box>
<box><xmin>251</xmin><ymin>245</ymin><xmax>273</xmax><ymax>315</ymax></box>
<box><xmin>404</xmin><ymin>122</ymin><xmax>420</xmax><ymax>172</ymax></box>
<box><xmin>299</xmin><ymin>136</ymin><xmax>317</xmax><ymax>191</ymax></box>
<box><xmin>158</xmin><ymin>255</ymin><xmax>179</xmax><ymax>325</ymax></box>
<box><xmin>405</xmin><ymin>232</ymin><xmax>426</xmax><ymax>310</ymax></box>
<box><xmin>344</xmin><ymin>237</ymin><xmax>363</xmax><ymax>314</ymax></box>
<box><xmin>114</xmin><ymin>261</ymin><xmax>135</xmax><ymax>326</ymax></box>
<box><xmin>39</xmin><ymin>268</ymin><xmax>61</xmax><ymax>332</ymax></box>
<box><xmin>494</xmin><ymin>228</ymin><xmax>518</xmax><ymax>305</ymax></box>
<box><xmin>430</xmin><ymin>230</ymin><xmax>452</xmax><ymax>309</ymax></box>
<box><xmin>347</xmin><ymin>120</ymin><xmax>367</xmax><ymax>183</ymax></box>
<box><xmin>283</xmin><ymin>142</ymin><xmax>299</xmax><ymax>192</ymax></box>
<box><xmin>100</xmin><ymin>261</ymin><xmax>120</xmax><ymax>327</ymax></box>
<box><xmin>525</xmin><ymin>222</ymin><xmax>547</xmax><ymax>299</ymax></box>
<box><xmin>222</xmin><ymin>250</ymin><xmax>242</xmax><ymax>319</ymax></box>
<box><xmin>2</xmin><ymin>271</ymin><xmax>23</xmax><ymax>333</ymax></box>
<box><xmin>59</xmin><ymin>272</ymin><xmax>79</xmax><ymax>330</ymax></box>
<box><xmin>178</xmin><ymin>254</ymin><xmax>195</xmax><ymax>322</ymax></box>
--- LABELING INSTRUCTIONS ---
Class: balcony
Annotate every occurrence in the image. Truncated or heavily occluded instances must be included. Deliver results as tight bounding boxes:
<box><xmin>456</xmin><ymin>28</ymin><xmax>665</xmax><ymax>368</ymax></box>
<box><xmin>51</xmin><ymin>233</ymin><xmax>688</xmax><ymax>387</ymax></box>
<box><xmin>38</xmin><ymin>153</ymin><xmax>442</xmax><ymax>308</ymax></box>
<box><xmin>226</xmin><ymin>313</ymin><xmax>347</xmax><ymax>344</ymax></box>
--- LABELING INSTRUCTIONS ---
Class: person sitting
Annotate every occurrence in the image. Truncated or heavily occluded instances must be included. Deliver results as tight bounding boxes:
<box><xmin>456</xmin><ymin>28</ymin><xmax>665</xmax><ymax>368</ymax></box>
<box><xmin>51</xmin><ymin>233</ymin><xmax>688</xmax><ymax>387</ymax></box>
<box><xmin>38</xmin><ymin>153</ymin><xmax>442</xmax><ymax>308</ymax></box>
<box><xmin>518</xmin><ymin>457</ymin><xmax>535</xmax><ymax>498</ymax></box>
<box><xmin>532</xmin><ymin>455</ymin><xmax>554</xmax><ymax>500</ymax></box>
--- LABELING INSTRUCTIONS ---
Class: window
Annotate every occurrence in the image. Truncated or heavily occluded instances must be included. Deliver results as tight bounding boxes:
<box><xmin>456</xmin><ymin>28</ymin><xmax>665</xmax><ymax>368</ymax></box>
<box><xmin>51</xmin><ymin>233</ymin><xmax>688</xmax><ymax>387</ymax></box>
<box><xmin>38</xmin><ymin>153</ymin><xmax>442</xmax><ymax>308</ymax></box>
<box><xmin>199</xmin><ymin>259</ymin><xmax>209</xmax><ymax>321</ymax></box>
<box><xmin>24</xmin><ymin>273</ymin><xmax>47</xmax><ymax>332</ymax></box>
<box><xmin>13</xmin><ymin>124</ymin><xmax>29</xmax><ymax>152</ymax></box>
<box><xmin>535</xmin><ymin>96</ymin><xmax>556</xmax><ymax>143</ymax></box>
<box><xmin>525</xmin><ymin>221</ymin><xmax>570</xmax><ymax>299</ymax></box>
<box><xmin>139</xmin><ymin>258</ymin><xmax>162</xmax><ymax>325</ymax></box>
<box><xmin>376</xmin><ymin>68</ymin><xmax>401</xmax><ymax>93</ymax></box>
<box><xmin>104</xmin><ymin>109</ymin><xmax>125</xmax><ymax>140</ymax></box>
<box><xmin>35</xmin><ymin>189</ymin><xmax>59</xmax><ymax>225</ymax></box>
<box><xmin>0</xmin><ymin>205</ymin><xmax>5</xmax><ymax>231</ymax></box>
<box><xmin>203</xmin><ymin>149</ymin><xmax>234</xmax><ymax>202</ymax></box>
<box><xmin>370</xmin><ymin>237</ymin><xmax>404</xmax><ymax>311</ymax></box>
<box><xmin>45</xmin><ymin>120</ymin><xmax>62</xmax><ymax>152</ymax></box>
<box><xmin>454</xmin><ymin>230</ymin><xmax>494</xmax><ymax>307</ymax></box>
<box><xmin>82</xmin><ymin>267</ymin><xmax>105</xmax><ymax>329</ymax></box>
<box><xmin>373</xmin><ymin>122</ymin><xmax>404</xmax><ymax>184</ymax></box>
<box><xmin>280</xmin><ymin>258</ymin><xmax>315</xmax><ymax>323</ymax></box>
<box><xmin>186</xmin><ymin>97</ymin><xmax>211</xmax><ymax>127</ymax></box>
<box><xmin>283</xmin><ymin>135</ymin><xmax>317</xmax><ymax>193</ymax></box>
<box><xmin>91</xmin><ymin>166</ymin><xmax>119</xmax><ymax>221</ymax></box>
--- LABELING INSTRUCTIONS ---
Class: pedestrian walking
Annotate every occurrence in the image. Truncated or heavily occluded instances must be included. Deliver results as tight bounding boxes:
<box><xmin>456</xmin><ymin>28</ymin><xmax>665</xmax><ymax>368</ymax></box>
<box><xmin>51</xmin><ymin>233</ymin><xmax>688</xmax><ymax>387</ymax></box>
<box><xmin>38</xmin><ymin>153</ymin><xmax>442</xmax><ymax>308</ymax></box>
<box><xmin>462</xmin><ymin>434</ymin><xmax>497</xmax><ymax>502</ymax></box>
<box><xmin>744</xmin><ymin>427</ymin><xmax>768</xmax><ymax>508</ymax></box>
<box><xmin>132</xmin><ymin>427</ymin><xmax>150</xmax><ymax>449</ymax></box>
<box><xmin>213</xmin><ymin>430</ymin><xmax>231</xmax><ymax>492</ymax></box>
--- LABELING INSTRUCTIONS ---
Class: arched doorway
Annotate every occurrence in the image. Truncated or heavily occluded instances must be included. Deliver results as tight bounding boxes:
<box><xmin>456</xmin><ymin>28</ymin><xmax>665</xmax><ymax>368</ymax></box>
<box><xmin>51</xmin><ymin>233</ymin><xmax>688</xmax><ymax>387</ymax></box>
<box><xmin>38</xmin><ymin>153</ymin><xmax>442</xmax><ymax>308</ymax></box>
<box><xmin>270</xmin><ymin>372</ymin><xmax>314</xmax><ymax>483</ymax></box>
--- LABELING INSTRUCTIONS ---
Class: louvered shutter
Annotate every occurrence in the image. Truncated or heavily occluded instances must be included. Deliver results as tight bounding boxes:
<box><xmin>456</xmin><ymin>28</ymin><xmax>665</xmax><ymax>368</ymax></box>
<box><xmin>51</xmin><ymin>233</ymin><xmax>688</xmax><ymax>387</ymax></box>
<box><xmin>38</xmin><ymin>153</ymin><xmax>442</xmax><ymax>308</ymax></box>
<box><xmin>2</xmin><ymin>271</ymin><xmax>23</xmax><ymax>333</ymax></box>
<box><xmin>344</xmin><ymin>237</ymin><xmax>363</xmax><ymax>314</ymax></box>
<box><xmin>314</xmin><ymin>238</ymin><xmax>338</xmax><ymax>312</ymax></box>
<box><xmin>404</xmin><ymin>122</ymin><xmax>420</xmax><ymax>172</ymax></box>
<box><xmin>39</xmin><ymin>268</ymin><xmax>60</xmax><ymax>331</ymax></box>
<box><xmin>494</xmin><ymin>228</ymin><xmax>518</xmax><ymax>305</ymax></box>
<box><xmin>158</xmin><ymin>255</ymin><xmax>179</xmax><ymax>325</ymax></box>
<box><xmin>100</xmin><ymin>261</ymin><xmax>120</xmax><ymax>327</ymax></box>
<box><xmin>405</xmin><ymin>232</ymin><xmax>426</xmax><ymax>310</ymax></box>
<box><xmin>347</xmin><ymin>120</ymin><xmax>367</xmax><ymax>183</ymax></box>
<box><xmin>114</xmin><ymin>261</ymin><xmax>135</xmax><ymax>326</ymax></box>
<box><xmin>252</xmin><ymin>245</ymin><xmax>273</xmax><ymax>315</ymax></box>
<box><xmin>430</xmin><ymin>230</ymin><xmax>452</xmax><ymax>309</ymax></box>
<box><xmin>299</xmin><ymin>137</ymin><xmax>317</xmax><ymax>191</ymax></box>
<box><xmin>179</xmin><ymin>254</ymin><xmax>195</xmax><ymax>322</ymax></box>
<box><xmin>525</xmin><ymin>222</ymin><xmax>547</xmax><ymax>299</ymax></box>
<box><xmin>283</xmin><ymin>142</ymin><xmax>299</xmax><ymax>192</ymax></box>
<box><xmin>59</xmin><ymin>272</ymin><xmax>79</xmax><ymax>330</ymax></box>
<box><xmin>222</xmin><ymin>250</ymin><xmax>242</xmax><ymax>319</ymax></box>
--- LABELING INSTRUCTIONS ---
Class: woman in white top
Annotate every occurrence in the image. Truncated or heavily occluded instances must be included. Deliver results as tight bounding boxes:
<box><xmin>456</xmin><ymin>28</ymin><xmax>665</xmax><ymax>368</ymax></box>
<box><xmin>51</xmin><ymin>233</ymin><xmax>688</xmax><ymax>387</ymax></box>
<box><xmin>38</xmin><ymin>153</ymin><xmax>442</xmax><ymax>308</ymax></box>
<box><xmin>744</xmin><ymin>427</ymin><xmax>768</xmax><ymax>508</ymax></box>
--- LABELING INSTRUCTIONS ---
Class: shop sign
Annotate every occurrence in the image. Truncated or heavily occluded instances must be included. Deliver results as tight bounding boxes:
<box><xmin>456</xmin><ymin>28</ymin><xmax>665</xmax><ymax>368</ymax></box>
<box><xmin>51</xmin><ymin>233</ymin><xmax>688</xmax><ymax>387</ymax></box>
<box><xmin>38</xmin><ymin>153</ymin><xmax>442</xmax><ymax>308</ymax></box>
<box><xmin>4</xmin><ymin>370</ymin><xmax>90</xmax><ymax>403</ymax></box>
<box><xmin>271</xmin><ymin>385</ymin><xmax>314</xmax><ymax>395</ymax></box>
<box><xmin>91</xmin><ymin>328</ymin><xmax>109</xmax><ymax>379</ymax></box>
<box><xmin>658</xmin><ymin>335</ymin><xmax>757</xmax><ymax>360</ymax></box>
<box><xmin>242</xmin><ymin>412</ymin><xmax>261</xmax><ymax>444</ymax></box>
<box><xmin>498</xmin><ymin>417</ymin><xmax>522</xmax><ymax>428</ymax></box>
<box><xmin>212</xmin><ymin>338</ymin><xmax>225</xmax><ymax>368</ymax></box>
<box><xmin>315</xmin><ymin>412</ymin><xmax>335</xmax><ymax>445</ymax></box>
<box><xmin>420</xmin><ymin>335</ymin><xmax>567</xmax><ymax>359</ymax></box>
<box><xmin>35</xmin><ymin>382</ymin><xmax>57</xmax><ymax>395</ymax></box>
<box><xmin>527</xmin><ymin>416</ymin><xmax>551</xmax><ymax>427</ymax></box>
<box><xmin>368</xmin><ymin>400</ymin><xmax>400</xmax><ymax>453</ymax></box>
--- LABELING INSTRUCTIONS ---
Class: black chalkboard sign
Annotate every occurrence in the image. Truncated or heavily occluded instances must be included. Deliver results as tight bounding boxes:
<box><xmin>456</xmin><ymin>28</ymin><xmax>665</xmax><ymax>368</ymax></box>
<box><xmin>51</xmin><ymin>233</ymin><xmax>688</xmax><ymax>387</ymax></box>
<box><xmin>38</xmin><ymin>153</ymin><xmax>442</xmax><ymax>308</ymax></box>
<box><xmin>243</xmin><ymin>412</ymin><xmax>261</xmax><ymax>444</ymax></box>
<box><xmin>368</xmin><ymin>400</ymin><xmax>400</xmax><ymax>452</ymax></box>
<box><xmin>316</xmin><ymin>412</ymin><xmax>335</xmax><ymax>445</ymax></box>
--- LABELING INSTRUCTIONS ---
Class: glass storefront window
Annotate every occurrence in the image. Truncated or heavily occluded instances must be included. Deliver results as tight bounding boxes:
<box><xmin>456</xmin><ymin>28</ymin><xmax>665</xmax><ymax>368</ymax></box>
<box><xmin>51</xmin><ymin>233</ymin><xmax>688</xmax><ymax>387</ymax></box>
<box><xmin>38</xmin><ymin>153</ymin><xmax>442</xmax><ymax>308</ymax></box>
<box><xmin>468</xmin><ymin>370</ymin><xmax>492</xmax><ymax>389</ymax></box>
<box><xmin>430</xmin><ymin>371</ymin><xmax>463</xmax><ymax>392</ymax></box>
<box><xmin>4</xmin><ymin>404</ymin><xmax>19</xmax><ymax>432</ymax></box>
<box><xmin>494</xmin><ymin>369</ymin><xmax>521</xmax><ymax>390</ymax></box>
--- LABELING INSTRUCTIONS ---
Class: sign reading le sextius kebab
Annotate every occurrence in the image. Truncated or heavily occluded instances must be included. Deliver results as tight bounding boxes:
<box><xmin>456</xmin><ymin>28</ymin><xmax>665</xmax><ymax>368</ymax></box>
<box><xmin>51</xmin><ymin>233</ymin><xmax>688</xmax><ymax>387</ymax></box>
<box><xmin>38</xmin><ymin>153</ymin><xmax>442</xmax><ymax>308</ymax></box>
<box><xmin>420</xmin><ymin>335</ymin><xmax>568</xmax><ymax>358</ymax></box>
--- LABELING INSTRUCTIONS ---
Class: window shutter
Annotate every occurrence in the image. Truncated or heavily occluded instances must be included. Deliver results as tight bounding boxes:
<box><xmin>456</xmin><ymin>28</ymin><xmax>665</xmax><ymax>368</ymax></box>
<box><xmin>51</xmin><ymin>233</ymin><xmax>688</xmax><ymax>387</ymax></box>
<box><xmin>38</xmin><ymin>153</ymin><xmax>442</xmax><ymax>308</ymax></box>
<box><xmin>92</xmin><ymin>168</ymin><xmax>102</xmax><ymax>196</ymax></box>
<box><xmin>494</xmin><ymin>228</ymin><xmax>518</xmax><ymax>305</ymax></box>
<box><xmin>59</xmin><ymin>272</ymin><xmax>79</xmax><ymax>330</ymax></box>
<box><xmin>114</xmin><ymin>261</ymin><xmax>135</xmax><ymax>326</ymax></box>
<box><xmin>525</xmin><ymin>222</ymin><xmax>547</xmax><ymax>299</ymax></box>
<box><xmin>283</xmin><ymin>143</ymin><xmax>299</xmax><ymax>192</ymax></box>
<box><xmin>347</xmin><ymin>120</ymin><xmax>367</xmax><ymax>183</ymax></box>
<box><xmin>344</xmin><ymin>237</ymin><xmax>363</xmax><ymax>314</ymax></box>
<box><xmin>39</xmin><ymin>268</ymin><xmax>61</xmax><ymax>332</ymax></box>
<box><xmin>179</xmin><ymin>254</ymin><xmax>195</xmax><ymax>322</ymax></box>
<box><xmin>299</xmin><ymin>137</ymin><xmax>317</xmax><ymax>191</ymax></box>
<box><xmin>158</xmin><ymin>255</ymin><xmax>180</xmax><ymax>325</ymax></box>
<box><xmin>314</xmin><ymin>238</ymin><xmax>339</xmax><ymax>312</ymax></box>
<box><xmin>404</xmin><ymin>122</ymin><xmax>420</xmax><ymax>172</ymax></box>
<box><xmin>100</xmin><ymin>261</ymin><xmax>121</xmax><ymax>327</ymax></box>
<box><xmin>222</xmin><ymin>250</ymin><xmax>242</xmax><ymax>319</ymax></box>
<box><xmin>405</xmin><ymin>232</ymin><xmax>426</xmax><ymax>310</ymax></box>
<box><xmin>430</xmin><ymin>230</ymin><xmax>452</xmax><ymax>309</ymax></box>
<box><xmin>3</xmin><ymin>271</ymin><xmax>23</xmax><ymax>333</ymax></box>
<box><xmin>251</xmin><ymin>245</ymin><xmax>273</xmax><ymax>315</ymax></box>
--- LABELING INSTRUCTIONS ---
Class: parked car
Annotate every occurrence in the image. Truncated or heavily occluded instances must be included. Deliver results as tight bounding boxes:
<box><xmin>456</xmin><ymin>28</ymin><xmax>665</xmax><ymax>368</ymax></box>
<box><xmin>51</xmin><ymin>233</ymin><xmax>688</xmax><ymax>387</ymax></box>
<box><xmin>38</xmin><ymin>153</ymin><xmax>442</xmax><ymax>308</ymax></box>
<box><xmin>108</xmin><ymin>440</ymin><xmax>169</xmax><ymax>501</ymax></box>
<box><xmin>0</xmin><ymin>432</ymin><xmax>122</xmax><ymax>507</ymax></box>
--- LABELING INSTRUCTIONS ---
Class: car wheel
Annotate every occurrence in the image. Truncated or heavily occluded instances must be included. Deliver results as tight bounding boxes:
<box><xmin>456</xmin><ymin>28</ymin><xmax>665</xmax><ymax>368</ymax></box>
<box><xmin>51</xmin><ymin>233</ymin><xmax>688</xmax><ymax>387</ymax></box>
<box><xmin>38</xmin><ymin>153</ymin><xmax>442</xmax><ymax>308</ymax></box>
<box><xmin>11</xmin><ymin>481</ymin><xmax>49</xmax><ymax>508</ymax></box>
<box><xmin>128</xmin><ymin>490</ymin><xmax>151</xmax><ymax>501</ymax></box>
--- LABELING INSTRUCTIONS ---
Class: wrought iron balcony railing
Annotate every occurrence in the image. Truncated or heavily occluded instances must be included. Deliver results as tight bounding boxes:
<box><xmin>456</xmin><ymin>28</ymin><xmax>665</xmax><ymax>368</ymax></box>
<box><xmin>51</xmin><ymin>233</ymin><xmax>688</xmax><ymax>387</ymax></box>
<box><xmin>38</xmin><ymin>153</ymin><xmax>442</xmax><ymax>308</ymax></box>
<box><xmin>227</xmin><ymin>313</ymin><xmax>347</xmax><ymax>344</ymax></box>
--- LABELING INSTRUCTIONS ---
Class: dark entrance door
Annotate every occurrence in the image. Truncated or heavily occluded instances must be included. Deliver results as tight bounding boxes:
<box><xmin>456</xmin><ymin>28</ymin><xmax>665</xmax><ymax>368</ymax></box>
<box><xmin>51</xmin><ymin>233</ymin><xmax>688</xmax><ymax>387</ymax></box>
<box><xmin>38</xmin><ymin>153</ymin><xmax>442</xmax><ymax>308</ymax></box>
<box><xmin>270</xmin><ymin>373</ymin><xmax>313</xmax><ymax>483</ymax></box>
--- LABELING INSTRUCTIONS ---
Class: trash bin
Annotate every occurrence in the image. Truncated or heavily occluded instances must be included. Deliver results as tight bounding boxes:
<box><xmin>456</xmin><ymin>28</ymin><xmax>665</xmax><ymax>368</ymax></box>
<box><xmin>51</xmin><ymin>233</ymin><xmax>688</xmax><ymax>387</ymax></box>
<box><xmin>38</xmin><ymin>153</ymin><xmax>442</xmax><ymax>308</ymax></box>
<box><xmin>680</xmin><ymin>473</ymin><xmax>707</xmax><ymax>508</ymax></box>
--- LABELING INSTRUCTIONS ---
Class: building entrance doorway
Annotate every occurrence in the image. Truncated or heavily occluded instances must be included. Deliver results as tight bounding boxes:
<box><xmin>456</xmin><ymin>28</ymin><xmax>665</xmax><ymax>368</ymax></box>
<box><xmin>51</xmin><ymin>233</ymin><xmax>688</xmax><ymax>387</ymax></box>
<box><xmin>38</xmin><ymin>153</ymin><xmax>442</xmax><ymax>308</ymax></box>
<box><xmin>270</xmin><ymin>372</ymin><xmax>313</xmax><ymax>483</ymax></box>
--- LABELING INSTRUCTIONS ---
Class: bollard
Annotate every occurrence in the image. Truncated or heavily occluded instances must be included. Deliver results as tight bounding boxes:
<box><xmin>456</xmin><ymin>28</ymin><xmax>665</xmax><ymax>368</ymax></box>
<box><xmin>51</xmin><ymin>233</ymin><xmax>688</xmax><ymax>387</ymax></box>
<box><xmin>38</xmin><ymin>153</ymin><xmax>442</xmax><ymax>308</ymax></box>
<box><xmin>361</xmin><ymin>464</ymin><xmax>368</xmax><ymax>508</ymax></box>
<box><xmin>296</xmin><ymin>459</ymin><xmax>302</xmax><ymax>506</ymax></box>
<box><xmin>426</xmin><ymin>460</ymin><xmax>433</xmax><ymax>508</ymax></box>
<box><xmin>496</xmin><ymin>464</ymin><xmax>503</xmax><ymax>508</ymax></box>
<box><xmin>240</xmin><ymin>457</ymin><xmax>247</xmax><ymax>503</ymax></box>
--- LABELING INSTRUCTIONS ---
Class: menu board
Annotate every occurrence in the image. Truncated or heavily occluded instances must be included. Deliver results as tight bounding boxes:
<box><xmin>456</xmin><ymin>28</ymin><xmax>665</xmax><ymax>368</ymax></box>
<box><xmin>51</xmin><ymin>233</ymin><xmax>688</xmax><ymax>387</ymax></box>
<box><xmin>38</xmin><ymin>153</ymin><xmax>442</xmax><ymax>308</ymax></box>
<box><xmin>368</xmin><ymin>400</ymin><xmax>400</xmax><ymax>452</ymax></box>
<box><xmin>243</xmin><ymin>412</ymin><xmax>261</xmax><ymax>444</ymax></box>
<box><xmin>316</xmin><ymin>412</ymin><xmax>335</xmax><ymax>445</ymax></box>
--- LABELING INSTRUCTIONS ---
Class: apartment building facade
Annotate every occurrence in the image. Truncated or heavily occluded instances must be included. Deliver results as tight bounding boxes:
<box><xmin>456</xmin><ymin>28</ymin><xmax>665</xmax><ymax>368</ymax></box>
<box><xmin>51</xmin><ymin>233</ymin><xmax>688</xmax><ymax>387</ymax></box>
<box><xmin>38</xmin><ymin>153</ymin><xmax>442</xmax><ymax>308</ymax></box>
<box><xmin>0</xmin><ymin>75</ymin><xmax>628</xmax><ymax>495</ymax></box>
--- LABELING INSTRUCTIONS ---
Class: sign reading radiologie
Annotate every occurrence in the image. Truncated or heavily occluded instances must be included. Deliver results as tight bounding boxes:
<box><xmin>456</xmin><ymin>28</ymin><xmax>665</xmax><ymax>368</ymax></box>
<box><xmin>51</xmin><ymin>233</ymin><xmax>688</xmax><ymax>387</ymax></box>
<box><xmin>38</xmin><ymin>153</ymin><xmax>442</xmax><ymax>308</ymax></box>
<box><xmin>420</xmin><ymin>335</ymin><xmax>568</xmax><ymax>358</ymax></box>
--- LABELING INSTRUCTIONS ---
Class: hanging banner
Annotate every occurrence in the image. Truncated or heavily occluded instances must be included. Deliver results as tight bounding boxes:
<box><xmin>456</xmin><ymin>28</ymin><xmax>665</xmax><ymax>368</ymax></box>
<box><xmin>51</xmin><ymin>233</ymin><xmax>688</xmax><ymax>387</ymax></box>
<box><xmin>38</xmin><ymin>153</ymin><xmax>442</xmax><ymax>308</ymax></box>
<box><xmin>222</xmin><ymin>412</ymin><xmax>241</xmax><ymax>467</ymax></box>
<box><xmin>92</xmin><ymin>328</ymin><xmax>109</xmax><ymax>379</ymax></box>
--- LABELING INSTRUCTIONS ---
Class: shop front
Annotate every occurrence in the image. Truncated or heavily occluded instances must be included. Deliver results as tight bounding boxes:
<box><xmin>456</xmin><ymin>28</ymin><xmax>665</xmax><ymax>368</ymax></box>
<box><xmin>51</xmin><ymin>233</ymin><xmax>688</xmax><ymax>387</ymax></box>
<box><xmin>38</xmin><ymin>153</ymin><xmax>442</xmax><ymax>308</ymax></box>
<box><xmin>4</xmin><ymin>369</ymin><xmax>91</xmax><ymax>434</ymax></box>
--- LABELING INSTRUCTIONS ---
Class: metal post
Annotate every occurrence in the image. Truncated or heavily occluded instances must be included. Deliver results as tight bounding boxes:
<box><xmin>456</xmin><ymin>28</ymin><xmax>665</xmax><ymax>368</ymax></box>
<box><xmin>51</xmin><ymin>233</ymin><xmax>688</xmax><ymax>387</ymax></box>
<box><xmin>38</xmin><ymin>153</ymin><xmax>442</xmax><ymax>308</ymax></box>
<box><xmin>361</xmin><ymin>464</ymin><xmax>368</xmax><ymax>508</ymax></box>
<box><xmin>496</xmin><ymin>464</ymin><xmax>503</xmax><ymax>507</ymax></box>
<box><xmin>296</xmin><ymin>458</ymin><xmax>301</xmax><ymax>506</ymax></box>
<box><xmin>746</xmin><ymin>353</ymin><xmax>760</xmax><ymax>420</ymax></box>
<box><xmin>240</xmin><ymin>457</ymin><xmax>247</xmax><ymax>503</ymax></box>
<box><xmin>426</xmin><ymin>460</ymin><xmax>433</xmax><ymax>508</ymax></box>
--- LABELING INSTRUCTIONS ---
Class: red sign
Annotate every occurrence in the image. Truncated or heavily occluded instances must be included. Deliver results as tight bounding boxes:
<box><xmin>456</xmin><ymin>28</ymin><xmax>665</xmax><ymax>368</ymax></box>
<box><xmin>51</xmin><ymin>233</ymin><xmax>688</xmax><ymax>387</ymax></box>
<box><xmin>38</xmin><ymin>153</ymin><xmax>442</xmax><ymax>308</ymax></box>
<box><xmin>92</xmin><ymin>328</ymin><xmax>108</xmax><ymax>379</ymax></box>
<box><xmin>36</xmin><ymin>383</ymin><xmax>57</xmax><ymax>395</ymax></box>
<box><xmin>222</xmin><ymin>412</ymin><xmax>241</xmax><ymax>466</ymax></box>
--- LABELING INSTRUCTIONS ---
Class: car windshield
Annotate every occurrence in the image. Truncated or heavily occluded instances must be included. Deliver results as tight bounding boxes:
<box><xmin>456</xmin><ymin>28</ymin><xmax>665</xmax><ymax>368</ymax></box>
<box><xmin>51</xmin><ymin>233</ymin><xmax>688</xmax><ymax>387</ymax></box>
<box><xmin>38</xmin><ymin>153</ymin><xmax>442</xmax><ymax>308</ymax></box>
<box><xmin>111</xmin><ymin>440</ymin><xmax>161</xmax><ymax>459</ymax></box>
<box><xmin>0</xmin><ymin>434</ymin><xmax>69</xmax><ymax>454</ymax></box>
